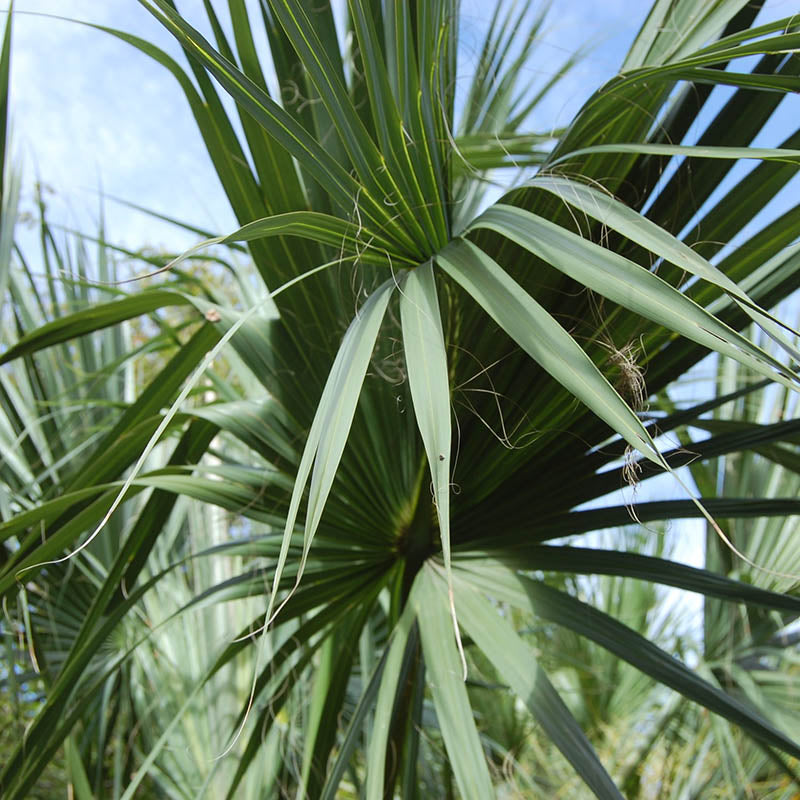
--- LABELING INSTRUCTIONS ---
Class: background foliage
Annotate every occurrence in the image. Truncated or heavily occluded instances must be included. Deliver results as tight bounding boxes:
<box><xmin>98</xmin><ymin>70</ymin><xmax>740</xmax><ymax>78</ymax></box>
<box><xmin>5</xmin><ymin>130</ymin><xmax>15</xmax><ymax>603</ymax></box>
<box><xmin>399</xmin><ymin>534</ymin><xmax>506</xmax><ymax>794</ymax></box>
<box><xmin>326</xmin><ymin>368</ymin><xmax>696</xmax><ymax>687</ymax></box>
<box><xmin>1</xmin><ymin>1</ymin><xmax>800</xmax><ymax>797</ymax></box>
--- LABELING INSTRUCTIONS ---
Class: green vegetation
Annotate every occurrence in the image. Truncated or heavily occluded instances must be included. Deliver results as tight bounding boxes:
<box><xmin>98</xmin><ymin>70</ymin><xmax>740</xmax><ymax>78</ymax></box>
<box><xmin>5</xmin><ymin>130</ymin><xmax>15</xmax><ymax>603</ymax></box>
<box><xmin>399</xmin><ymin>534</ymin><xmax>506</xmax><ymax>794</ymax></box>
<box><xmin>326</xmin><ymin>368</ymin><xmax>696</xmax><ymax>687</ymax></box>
<box><xmin>1</xmin><ymin>1</ymin><xmax>800</xmax><ymax>797</ymax></box>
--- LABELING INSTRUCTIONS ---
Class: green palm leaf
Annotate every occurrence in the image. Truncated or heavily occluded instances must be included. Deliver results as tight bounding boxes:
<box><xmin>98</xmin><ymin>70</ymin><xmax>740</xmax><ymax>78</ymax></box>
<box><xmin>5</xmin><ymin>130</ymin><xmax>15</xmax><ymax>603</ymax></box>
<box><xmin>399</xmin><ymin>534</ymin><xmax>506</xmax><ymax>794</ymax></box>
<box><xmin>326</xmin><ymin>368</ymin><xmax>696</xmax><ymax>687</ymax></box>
<box><xmin>4</xmin><ymin>1</ymin><xmax>800</xmax><ymax>797</ymax></box>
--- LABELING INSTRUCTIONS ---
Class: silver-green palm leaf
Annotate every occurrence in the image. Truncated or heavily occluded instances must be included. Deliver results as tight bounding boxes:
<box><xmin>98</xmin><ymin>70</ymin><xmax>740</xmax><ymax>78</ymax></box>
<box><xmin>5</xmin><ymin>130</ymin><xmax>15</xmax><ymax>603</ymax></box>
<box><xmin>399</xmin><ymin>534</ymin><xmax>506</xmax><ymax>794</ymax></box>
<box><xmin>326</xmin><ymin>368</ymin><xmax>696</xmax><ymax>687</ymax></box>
<box><xmin>2</xmin><ymin>1</ymin><xmax>800</xmax><ymax>797</ymax></box>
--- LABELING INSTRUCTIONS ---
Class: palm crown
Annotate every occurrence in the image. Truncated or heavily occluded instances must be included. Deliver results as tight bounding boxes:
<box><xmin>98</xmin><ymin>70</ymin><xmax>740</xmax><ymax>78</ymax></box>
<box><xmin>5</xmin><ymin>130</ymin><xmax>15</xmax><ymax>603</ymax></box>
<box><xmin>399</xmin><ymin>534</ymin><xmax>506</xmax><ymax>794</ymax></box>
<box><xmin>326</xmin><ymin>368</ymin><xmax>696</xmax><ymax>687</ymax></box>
<box><xmin>2</xmin><ymin>1</ymin><xmax>800</xmax><ymax>797</ymax></box>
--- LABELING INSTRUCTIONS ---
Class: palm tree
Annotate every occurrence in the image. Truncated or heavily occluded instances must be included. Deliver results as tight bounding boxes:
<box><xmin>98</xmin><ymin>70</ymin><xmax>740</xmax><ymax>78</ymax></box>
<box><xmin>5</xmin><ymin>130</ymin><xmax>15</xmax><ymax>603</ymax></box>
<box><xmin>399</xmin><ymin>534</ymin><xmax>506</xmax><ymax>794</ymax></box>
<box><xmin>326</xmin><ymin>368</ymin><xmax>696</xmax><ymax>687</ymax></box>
<box><xmin>2</xmin><ymin>1</ymin><xmax>800</xmax><ymax>797</ymax></box>
<box><xmin>647</xmin><ymin>349</ymin><xmax>800</xmax><ymax>799</ymax></box>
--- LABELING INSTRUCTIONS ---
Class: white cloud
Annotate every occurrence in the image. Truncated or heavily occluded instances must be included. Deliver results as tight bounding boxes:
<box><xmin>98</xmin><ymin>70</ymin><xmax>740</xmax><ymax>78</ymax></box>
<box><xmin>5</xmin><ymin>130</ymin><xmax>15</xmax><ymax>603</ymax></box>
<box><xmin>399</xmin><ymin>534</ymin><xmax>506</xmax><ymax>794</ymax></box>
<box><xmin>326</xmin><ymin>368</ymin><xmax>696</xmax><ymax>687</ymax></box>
<box><xmin>10</xmin><ymin>0</ymin><xmax>235</xmax><ymax>252</ymax></box>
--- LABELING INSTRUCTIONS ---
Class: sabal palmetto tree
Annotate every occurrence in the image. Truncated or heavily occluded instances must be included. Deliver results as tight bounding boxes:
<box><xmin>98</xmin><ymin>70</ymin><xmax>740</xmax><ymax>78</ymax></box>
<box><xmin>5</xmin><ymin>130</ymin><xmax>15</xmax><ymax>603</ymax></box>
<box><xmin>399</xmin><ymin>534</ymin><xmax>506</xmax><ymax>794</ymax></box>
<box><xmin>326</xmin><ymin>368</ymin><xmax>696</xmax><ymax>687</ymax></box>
<box><xmin>648</xmin><ymin>350</ymin><xmax>800</xmax><ymax>799</ymax></box>
<box><xmin>515</xmin><ymin>348</ymin><xmax>800</xmax><ymax>798</ymax></box>
<box><xmin>556</xmin><ymin>353</ymin><xmax>800</xmax><ymax>800</ymax></box>
<box><xmin>2</xmin><ymin>1</ymin><xmax>800</xmax><ymax>797</ymax></box>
